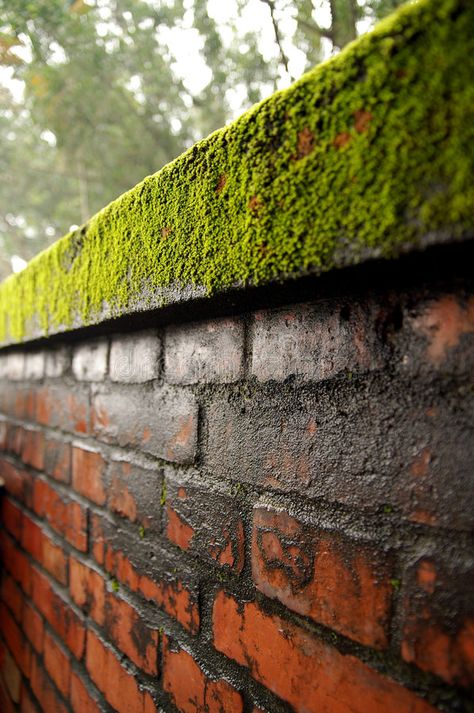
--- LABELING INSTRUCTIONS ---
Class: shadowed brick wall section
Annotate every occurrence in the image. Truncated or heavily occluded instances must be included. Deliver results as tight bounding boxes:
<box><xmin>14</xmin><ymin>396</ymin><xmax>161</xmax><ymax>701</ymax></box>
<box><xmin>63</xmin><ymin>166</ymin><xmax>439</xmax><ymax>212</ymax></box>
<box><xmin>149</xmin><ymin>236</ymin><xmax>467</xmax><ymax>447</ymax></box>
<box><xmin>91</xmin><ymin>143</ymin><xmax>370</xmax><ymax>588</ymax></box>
<box><xmin>0</xmin><ymin>276</ymin><xmax>473</xmax><ymax>713</ymax></box>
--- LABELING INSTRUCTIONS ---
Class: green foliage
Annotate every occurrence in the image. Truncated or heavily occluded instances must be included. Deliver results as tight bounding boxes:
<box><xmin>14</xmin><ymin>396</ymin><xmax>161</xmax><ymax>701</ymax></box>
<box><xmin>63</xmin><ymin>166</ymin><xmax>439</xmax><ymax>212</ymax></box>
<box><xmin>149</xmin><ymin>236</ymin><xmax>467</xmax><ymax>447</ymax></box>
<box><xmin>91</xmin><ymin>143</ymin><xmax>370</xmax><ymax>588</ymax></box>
<box><xmin>0</xmin><ymin>0</ymin><xmax>472</xmax><ymax>343</ymax></box>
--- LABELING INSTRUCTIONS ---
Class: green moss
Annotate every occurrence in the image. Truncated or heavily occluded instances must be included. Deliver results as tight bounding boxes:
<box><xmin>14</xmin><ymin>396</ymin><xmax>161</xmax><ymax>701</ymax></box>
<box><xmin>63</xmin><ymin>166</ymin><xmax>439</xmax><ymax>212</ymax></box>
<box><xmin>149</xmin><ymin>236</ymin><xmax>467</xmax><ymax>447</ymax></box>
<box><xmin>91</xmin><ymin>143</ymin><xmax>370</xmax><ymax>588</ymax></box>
<box><xmin>1</xmin><ymin>0</ymin><xmax>473</xmax><ymax>343</ymax></box>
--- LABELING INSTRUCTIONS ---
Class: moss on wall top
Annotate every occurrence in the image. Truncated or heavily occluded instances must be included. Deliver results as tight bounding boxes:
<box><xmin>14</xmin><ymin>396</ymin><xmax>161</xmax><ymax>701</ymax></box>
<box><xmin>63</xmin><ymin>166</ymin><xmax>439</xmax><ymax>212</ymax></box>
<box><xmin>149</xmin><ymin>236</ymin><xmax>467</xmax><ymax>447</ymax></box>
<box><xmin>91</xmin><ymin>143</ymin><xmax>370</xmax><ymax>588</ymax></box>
<box><xmin>1</xmin><ymin>0</ymin><xmax>473</xmax><ymax>344</ymax></box>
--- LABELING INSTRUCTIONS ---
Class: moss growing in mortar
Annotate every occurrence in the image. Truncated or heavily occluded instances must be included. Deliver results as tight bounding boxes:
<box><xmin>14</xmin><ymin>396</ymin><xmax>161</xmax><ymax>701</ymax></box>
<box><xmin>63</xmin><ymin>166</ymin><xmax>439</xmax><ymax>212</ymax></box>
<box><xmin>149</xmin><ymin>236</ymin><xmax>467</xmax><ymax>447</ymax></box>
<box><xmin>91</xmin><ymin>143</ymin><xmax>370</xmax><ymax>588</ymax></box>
<box><xmin>1</xmin><ymin>0</ymin><xmax>473</xmax><ymax>343</ymax></box>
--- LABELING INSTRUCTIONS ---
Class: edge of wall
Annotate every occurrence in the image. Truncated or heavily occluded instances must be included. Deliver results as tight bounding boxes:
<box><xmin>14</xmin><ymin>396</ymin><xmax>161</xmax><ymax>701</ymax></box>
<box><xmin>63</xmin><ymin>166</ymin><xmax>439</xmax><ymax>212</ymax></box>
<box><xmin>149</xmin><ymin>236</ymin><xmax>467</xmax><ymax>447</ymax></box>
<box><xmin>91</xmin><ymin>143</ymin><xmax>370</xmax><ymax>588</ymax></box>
<box><xmin>0</xmin><ymin>0</ymin><xmax>473</xmax><ymax>346</ymax></box>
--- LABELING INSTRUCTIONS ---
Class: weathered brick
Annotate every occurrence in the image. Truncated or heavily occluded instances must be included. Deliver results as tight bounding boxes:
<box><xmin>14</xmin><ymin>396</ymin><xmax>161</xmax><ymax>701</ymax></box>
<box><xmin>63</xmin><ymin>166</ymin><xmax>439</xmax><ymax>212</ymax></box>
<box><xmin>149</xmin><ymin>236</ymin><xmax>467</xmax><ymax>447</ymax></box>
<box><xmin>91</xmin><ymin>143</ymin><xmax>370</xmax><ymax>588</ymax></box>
<box><xmin>251</xmin><ymin>302</ymin><xmax>383</xmax><ymax>382</ymax></box>
<box><xmin>22</xmin><ymin>601</ymin><xmax>44</xmax><ymax>654</ymax></box>
<box><xmin>31</xmin><ymin>567</ymin><xmax>85</xmax><ymax>659</ymax></box>
<box><xmin>0</xmin><ymin>384</ymin><xmax>35</xmax><ymax>421</ymax></box>
<box><xmin>69</xmin><ymin>558</ymin><xmax>106</xmax><ymax>626</ymax></box>
<box><xmin>21</xmin><ymin>516</ymin><xmax>68</xmax><ymax>585</ymax></box>
<box><xmin>213</xmin><ymin>591</ymin><xmax>436</xmax><ymax>713</ymax></box>
<box><xmin>29</xmin><ymin>654</ymin><xmax>68</xmax><ymax>713</ymax></box>
<box><xmin>44</xmin><ymin>437</ymin><xmax>71</xmax><ymax>483</ymax></box>
<box><xmin>108</xmin><ymin>460</ymin><xmax>161</xmax><ymax>531</ymax></box>
<box><xmin>5</xmin><ymin>353</ymin><xmax>25</xmax><ymax>381</ymax></box>
<box><xmin>43</xmin><ymin>630</ymin><xmax>71</xmax><ymax>698</ymax></box>
<box><xmin>110</xmin><ymin>331</ymin><xmax>160</xmax><ymax>383</ymax></box>
<box><xmin>0</xmin><ymin>459</ymin><xmax>32</xmax><ymax>505</ymax></box>
<box><xmin>72</xmin><ymin>445</ymin><xmax>107</xmax><ymax>505</ymax></box>
<box><xmin>1</xmin><ymin>574</ymin><xmax>23</xmax><ymax>622</ymax></box>
<box><xmin>0</xmin><ymin>533</ymin><xmax>32</xmax><ymax>595</ymax></box>
<box><xmin>36</xmin><ymin>383</ymin><xmax>89</xmax><ymax>434</ymax></box>
<box><xmin>33</xmin><ymin>478</ymin><xmax>88</xmax><ymax>551</ymax></box>
<box><xmin>45</xmin><ymin>347</ymin><xmax>70</xmax><ymax>378</ymax></box>
<box><xmin>105</xmin><ymin>593</ymin><xmax>159</xmax><ymax>675</ymax></box>
<box><xmin>1</xmin><ymin>603</ymin><xmax>30</xmax><ymax>677</ymax></box>
<box><xmin>70</xmin><ymin>671</ymin><xmax>101</xmax><ymax>713</ymax></box>
<box><xmin>401</xmin><ymin>556</ymin><xmax>474</xmax><ymax>687</ymax></box>
<box><xmin>72</xmin><ymin>339</ymin><xmax>108</xmax><ymax>381</ymax></box>
<box><xmin>1</xmin><ymin>497</ymin><xmax>23</xmax><ymax>540</ymax></box>
<box><xmin>0</xmin><ymin>646</ymin><xmax>21</xmax><ymax>704</ymax></box>
<box><xmin>165</xmin><ymin>480</ymin><xmax>245</xmax><ymax>573</ymax></box>
<box><xmin>165</xmin><ymin>318</ymin><xmax>244</xmax><ymax>384</ymax></box>
<box><xmin>19</xmin><ymin>684</ymin><xmax>39</xmax><ymax>713</ymax></box>
<box><xmin>23</xmin><ymin>352</ymin><xmax>45</xmax><ymax>381</ymax></box>
<box><xmin>92</xmin><ymin>384</ymin><xmax>197</xmax><ymax>464</ymax></box>
<box><xmin>86</xmin><ymin>630</ymin><xmax>156</xmax><ymax>713</ymax></box>
<box><xmin>21</xmin><ymin>428</ymin><xmax>45</xmax><ymax>470</ymax></box>
<box><xmin>252</xmin><ymin>507</ymin><xmax>392</xmax><ymax>648</ymax></box>
<box><xmin>6</xmin><ymin>424</ymin><xmax>23</xmax><ymax>456</ymax></box>
<box><xmin>163</xmin><ymin>634</ymin><xmax>243</xmax><ymax>713</ymax></box>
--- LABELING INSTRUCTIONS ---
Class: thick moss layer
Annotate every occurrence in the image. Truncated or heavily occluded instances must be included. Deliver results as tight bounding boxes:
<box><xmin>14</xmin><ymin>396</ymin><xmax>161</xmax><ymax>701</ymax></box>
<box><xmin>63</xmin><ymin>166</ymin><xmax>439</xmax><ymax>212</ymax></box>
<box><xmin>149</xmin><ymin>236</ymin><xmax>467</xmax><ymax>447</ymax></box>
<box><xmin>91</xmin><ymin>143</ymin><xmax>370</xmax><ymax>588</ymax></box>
<box><xmin>1</xmin><ymin>0</ymin><xmax>473</xmax><ymax>343</ymax></box>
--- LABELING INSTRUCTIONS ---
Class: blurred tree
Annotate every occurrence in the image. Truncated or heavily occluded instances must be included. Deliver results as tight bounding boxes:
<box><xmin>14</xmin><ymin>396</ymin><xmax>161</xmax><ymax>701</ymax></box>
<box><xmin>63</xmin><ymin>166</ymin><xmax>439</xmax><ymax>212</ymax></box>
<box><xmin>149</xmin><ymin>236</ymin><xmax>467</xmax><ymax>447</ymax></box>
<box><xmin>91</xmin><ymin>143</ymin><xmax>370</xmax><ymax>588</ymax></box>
<box><xmin>0</xmin><ymin>0</ymin><xmax>405</xmax><ymax>280</ymax></box>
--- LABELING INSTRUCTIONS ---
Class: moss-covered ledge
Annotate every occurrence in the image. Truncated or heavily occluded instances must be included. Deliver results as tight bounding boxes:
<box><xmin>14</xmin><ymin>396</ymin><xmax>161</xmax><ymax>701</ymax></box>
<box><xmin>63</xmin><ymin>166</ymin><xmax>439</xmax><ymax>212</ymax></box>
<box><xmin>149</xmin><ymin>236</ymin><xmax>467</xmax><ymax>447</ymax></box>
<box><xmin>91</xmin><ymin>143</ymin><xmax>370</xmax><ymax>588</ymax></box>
<box><xmin>1</xmin><ymin>0</ymin><xmax>473</xmax><ymax>345</ymax></box>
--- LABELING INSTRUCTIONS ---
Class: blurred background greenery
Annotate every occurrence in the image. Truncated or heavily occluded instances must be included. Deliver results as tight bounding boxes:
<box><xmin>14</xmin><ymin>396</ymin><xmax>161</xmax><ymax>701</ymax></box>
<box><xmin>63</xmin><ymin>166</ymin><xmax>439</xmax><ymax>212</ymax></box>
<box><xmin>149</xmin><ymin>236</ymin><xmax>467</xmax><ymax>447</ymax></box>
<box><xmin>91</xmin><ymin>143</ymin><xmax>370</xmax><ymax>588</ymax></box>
<box><xmin>0</xmin><ymin>0</ymin><xmax>403</xmax><ymax>280</ymax></box>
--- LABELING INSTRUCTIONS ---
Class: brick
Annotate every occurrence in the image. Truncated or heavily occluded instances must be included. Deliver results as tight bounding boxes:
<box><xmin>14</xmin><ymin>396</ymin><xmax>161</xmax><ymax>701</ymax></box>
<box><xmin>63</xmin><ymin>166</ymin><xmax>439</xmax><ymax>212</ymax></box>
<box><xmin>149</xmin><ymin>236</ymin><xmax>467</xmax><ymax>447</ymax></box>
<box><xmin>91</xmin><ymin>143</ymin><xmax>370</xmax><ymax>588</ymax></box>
<box><xmin>0</xmin><ymin>674</ymin><xmax>16</xmax><ymax>713</ymax></box>
<box><xmin>105</xmin><ymin>593</ymin><xmax>159</xmax><ymax>675</ymax></box>
<box><xmin>72</xmin><ymin>446</ymin><xmax>107</xmax><ymax>505</ymax></box>
<box><xmin>21</xmin><ymin>429</ymin><xmax>45</xmax><ymax>470</ymax></box>
<box><xmin>70</xmin><ymin>671</ymin><xmax>101</xmax><ymax>713</ymax></box>
<box><xmin>36</xmin><ymin>383</ymin><xmax>90</xmax><ymax>434</ymax></box>
<box><xmin>86</xmin><ymin>630</ymin><xmax>155</xmax><ymax>713</ymax></box>
<box><xmin>20</xmin><ymin>685</ymin><xmax>39</xmax><ymax>713</ymax></box>
<box><xmin>6</xmin><ymin>424</ymin><xmax>23</xmax><ymax>455</ymax></box>
<box><xmin>21</xmin><ymin>516</ymin><xmax>68</xmax><ymax>585</ymax></box>
<box><xmin>29</xmin><ymin>654</ymin><xmax>68</xmax><ymax>713</ymax></box>
<box><xmin>0</xmin><ymin>384</ymin><xmax>35</xmax><ymax>421</ymax></box>
<box><xmin>165</xmin><ymin>318</ymin><xmax>244</xmax><ymax>384</ymax></box>
<box><xmin>0</xmin><ymin>418</ymin><xmax>7</xmax><ymax>449</ymax></box>
<box><xmin>31</xmin><ymin>567</ymin><xmax>85</xmax><ymax>659</ymax></box>
<box><xmin>92</xmin><ymin>384</ymin><xmax>197</xmax><ymax>464</ymax></box>
<box><xmin>2</xmin><ymin>574</ymin><xmax>23</xmax><ymax>621</ymax></box>
<box><xmin>102</xmin><ymin>540</ymin><xmax>199</xmax><ymax>634</ymax></box>
<box><xmin>72</xmin><ymin>339</ymin><xmax>108</xmax><ymax>381</ymax></box>
<box><xmin>1</xmin><ymin>497</ymin><xmax>23</xmax><ymax>540</ymax></box>
<box><xmin>165</xmin><ymin>480</ymin><xmax>245</xmax><ymax>573</ymax></box>
<box><xmin>401</xmin><ymin>557</ymin><xmax>474</xmax><ymax>687</ymax></box>
<box><xmin>251</xmin><ymin>302</ymin><xmax>383</xmax><ymax>382</ymax></box>
<box><xmin>5</xmin><ymin>353</ymin><xmax>25</xmax><ymax>381</ymax></box>
<box><xmin>90</xmin><ymin>513</ymin><xmax>105</xmax><ymax>565</ymax></box>
<box><xmin>163</xmin><ymin>634</ymin><xmax>243</xmax><ymax>713</ymax></box>
<box><xmin>43</xmin><ymin>631</ymin><xmax>71</xmax><ymax>698</ymax></box>
<box><xmin>1</xmin><ymin>603</ymin><xmax>30</xmax><ymax>677</ymax></box>
<box><xmin>69</xmin><ymin>558</ymin><xmax>106</xmax><ymax>626</ymax></box>
<box><xmin>110</xmin><ymin>331</ymin><xmax>160</xmax><ymax>383</ymax></box>
<box><xmin>213</xmin><ymin>591</ymin><xmax>436</xmax><ymax>713</ymax></box>
<box><xmin>1</xmin><ymin>533</ymin><xmax>32</xmax><ymax>595</ymax></box>
<box><xmin>44</xmin><ymin>437</ymin><xmax>71</xmax><ymax>483</ymax></box>
<box><xmin>45</xmin><ymin>347</ymin><xmax>70</xmax><ymax>378</ymax></box>
<box><xmin>32</xmin><ymin>478</ymin><xmax>88</xmax><ymax>551</ymax></box>
<box><xmin>22</xmin><ymin>601</ymin><xmax>44</xmax><ymax>653</ymax></box>
<box><xmin>108</xmin><ymin>460</ymin><xmax>161</xmax><ymax>531</ymax></box>
<box><xmin>0</xmin><ymin>459</ymin><xmax>32</xmax><ymax>505</ymax></box>
<box><xmin>0</xmin><ymin>646</ymin><xmax>21</xmax><ymax>704</ymax></box>
<box><xmin>252</xmin><ymin>507</ymin><xmax>392</xmax><ymax>648</ymax></box>
<box><xmin>23</xmin><ymin>352</ymin><xmax>45</xmax><ymax>381</ymax></box>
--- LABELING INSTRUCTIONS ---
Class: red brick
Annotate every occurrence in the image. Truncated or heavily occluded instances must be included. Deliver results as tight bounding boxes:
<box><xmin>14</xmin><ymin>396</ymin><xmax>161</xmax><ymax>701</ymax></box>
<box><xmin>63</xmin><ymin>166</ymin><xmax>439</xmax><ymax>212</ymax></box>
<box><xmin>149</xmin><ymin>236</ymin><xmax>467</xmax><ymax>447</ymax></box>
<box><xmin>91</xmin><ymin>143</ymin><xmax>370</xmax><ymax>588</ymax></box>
<box><xmin>105</xmin><ymin>593</ymin><xmax>159</xmax><ymax>675</ymax></box>
<box><xmin>32</xmin><ymin>478</ymin><xmax>87</xmax><ymax>552</ymax></box>
<box><xmin>70</xmin><ymin>671</ymin><xmax>101</xmax><ymax>713</ymax></box>
<box><xmin>0</xmin><ymin>459</ymin><xmax>32</xmax><ymax>505</ymax></box>
<box><xmin>31</xmin><ymin>568</ymin><xmax>85</xmax><ymax>659</ymax></box>
<box><xmin>1</xmin><ymin>573</ymin><xmax>23</xmax><ymax>622</ymax></box>
<box><xmin>252</xmin><ymin>507</ymin><xmax>392</xmax><ymax>648</ymax></box>
<box><xmin>0</xmin><ymin>674</ymin><xmax>16</xmax><ymax>713</ymax></box>
<box><xmin>1</xmin><ymin>498</ymin><xmax>23</xmax><ymax>541</ymax></box>
<box><xmin>22</xmin><ymin>601</ymin><xmax>44</xmax><ymax>654</ymax></box>
<box><xmin>104</xmin><ymin>545</ymin><xmax>199</xmax><ymax>634</ymax></box>
<box><xmin>21</xmin><ymin>516</ymin><xmax>68</xmax><ymax>585</ymax></box>
<box><xmin>20</xmin><ymin>684</ymin><xmax>39</xmax><ymax>713</ymax></box>
<box><xmin>0</xmin><ymin>645</ymin><xmax>21</xmax><ymax>703</ymax></box>
<box><xmin>0</xmin><ymin>533</ymin><xmax>32</xmax><ymax>595</ymax></box>
<box><xmin>163</xmin><ymin>634</ymin><xmax>243</xmax><ymax>713</ymax></box>
<box><xmin>30</xmin><ymin>654</ymin><xmax>68</xmax><ymax>713</ymax></box>
<box><xmin>1</xmin><ymin>603</ymin><xmax>30</xmax><ymax>677</ymax></box>
<box><xmin>36</xmin><ymin>384</ymin><xmax>89</xmax><ymax>434</ymax></box>
<box><xmin>90</xmin><ymin>513</ymin><xmax>105</xmax><ymax>565</ymax></box>
<box><xmin>166</xmin><ymin>506</ymin><xmax>194</xmax><ymax>550</ymax></box>
<box><xmin>72</xmin><ymin>446</ymin><xmax>107</xmax><ymax>505</ymax></box>
<box><xmin>43</xmin><ymin>631</ymin><xmax>71</xmax><ymax>698</ymax></box>
<box><xmin>44</xmin><ymin>437</ymin><xmax>71</xmax><ymax>483</ymax></box>
<box><xmin>213</xmin><ymin>591</ymin><xmax>436</xmax><ymax>713</ymax></box>
<box><xmin>108</xmin><ymin>460</ymin><xmax>161</xmax><ymax>531</ymax></box>
<box><xmin>6</xmin><ymin>425</ymin><xmax>23</xmax><ymax>456</ymax></box>
<box><xmin>401</xmin><ymin>558</ymin><xmax>474</xmax><ymax>687</ymax></box>
<box><xmin>0</xmin><ymin>419</ymin><xmax>7</xmax><ymax>450</ymax></box>
<box><xmin>86</xmin><ymin>630</ymin><xmax>154</xmax><ymax>713</ymax></box>
<box><xmin>21</xmin><ymin>429</ymin><xmax>45</xmax><ymax>471</ymax></box>
<box><xmin>410</xmin><ymin>295</ymin><xmax>474</xmax><ymax>367</ymax></box>
<box><xmin>69</xmin><ymin>558</ymin><xmax>106</xmax><ymax>626</ymax></box>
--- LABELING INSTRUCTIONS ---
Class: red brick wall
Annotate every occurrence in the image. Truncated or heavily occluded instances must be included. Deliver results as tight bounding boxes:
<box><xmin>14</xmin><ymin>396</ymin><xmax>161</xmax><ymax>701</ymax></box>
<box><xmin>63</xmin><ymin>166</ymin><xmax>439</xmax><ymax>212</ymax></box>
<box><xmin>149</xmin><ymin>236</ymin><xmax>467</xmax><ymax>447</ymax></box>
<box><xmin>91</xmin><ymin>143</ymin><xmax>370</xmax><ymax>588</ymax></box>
<box><xmin>0</xmin><ymin>280</ymin><xmax>473</xmax><ymax>712</ymax></box>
